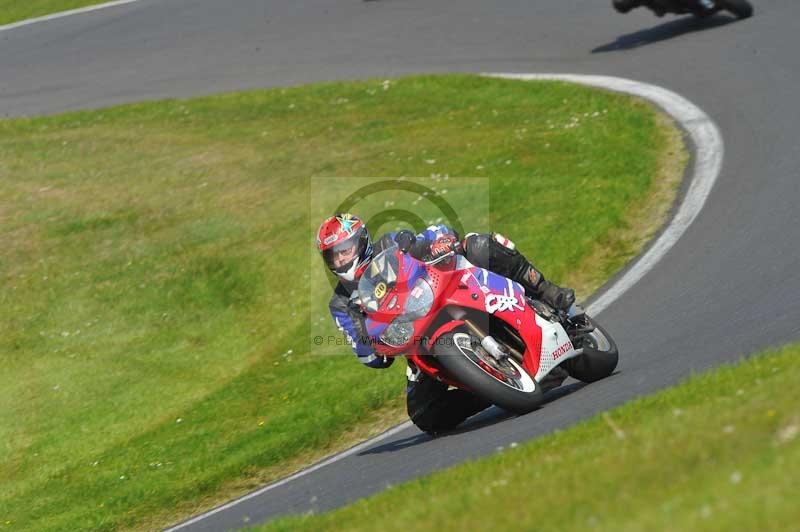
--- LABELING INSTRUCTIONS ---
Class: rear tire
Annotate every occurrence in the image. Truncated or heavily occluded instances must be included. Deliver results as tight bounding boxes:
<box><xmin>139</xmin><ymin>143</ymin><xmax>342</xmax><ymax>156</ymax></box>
<box><xmin>563</xmin><ymin>317</ymin><xmax>619</xmax><ymax>383</ymax></box>
<box><xmin>721</xmin><ymin>0</ymin><xmax>753</xmax><ymax>18</ymax></box>
<box><xmin>434</xmin><ymin>329</ymin><xmax>543</xmax><ymax>415</ymax></box>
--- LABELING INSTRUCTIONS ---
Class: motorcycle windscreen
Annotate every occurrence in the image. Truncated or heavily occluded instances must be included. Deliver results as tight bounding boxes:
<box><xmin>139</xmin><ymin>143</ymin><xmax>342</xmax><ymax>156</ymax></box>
<box><xmin>358</xmin><ymin>245</ymin><xmax>426</xmax><ymax>316</ymax></box>
<box><xmin>358</xmin><ymin>245</ymin><xmax>402</xmax><ymax>314</ymax></box>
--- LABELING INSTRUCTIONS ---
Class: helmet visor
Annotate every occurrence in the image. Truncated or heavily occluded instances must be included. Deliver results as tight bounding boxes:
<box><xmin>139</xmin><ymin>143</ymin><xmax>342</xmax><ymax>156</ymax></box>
<box><xmin>322</xmin><ymin>235</ymin><xmax>360</xmax><ymax>273</ymax></box>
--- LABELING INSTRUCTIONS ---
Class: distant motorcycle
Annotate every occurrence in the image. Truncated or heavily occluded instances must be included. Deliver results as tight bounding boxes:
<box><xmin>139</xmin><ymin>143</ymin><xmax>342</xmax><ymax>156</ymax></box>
<box><xmin>613</xmin><ymin>0</ymin><xmax>753</xmax><ymax>19</ymax></box>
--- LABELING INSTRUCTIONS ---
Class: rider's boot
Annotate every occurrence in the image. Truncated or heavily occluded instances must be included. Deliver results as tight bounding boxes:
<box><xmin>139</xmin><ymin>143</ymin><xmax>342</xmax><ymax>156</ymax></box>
<box><xmin>523</xmin><ymin>267</ymin><xmax>576</xmax><ymax>312</ymax></box>
<box><xmin>612</xmin><ymin>0</ymin><xmax>642</xmax><ymax>13</ymax></box>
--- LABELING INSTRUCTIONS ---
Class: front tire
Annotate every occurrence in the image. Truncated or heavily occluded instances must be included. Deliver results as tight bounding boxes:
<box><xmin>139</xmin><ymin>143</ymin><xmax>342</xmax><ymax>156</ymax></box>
<box><xmin>434</xmin><ymin>329</ymin><xmax>543</xmax><ymax>415</ymax></box>
<box><xmin>721</xmin><ymin>0</ymin><xmax>753</xmax><ymax>18</ymax></box>
<box><xmin>563</xmin><ymin>317</ymin><xmax>619</xmax><ymax>383</ymax></box>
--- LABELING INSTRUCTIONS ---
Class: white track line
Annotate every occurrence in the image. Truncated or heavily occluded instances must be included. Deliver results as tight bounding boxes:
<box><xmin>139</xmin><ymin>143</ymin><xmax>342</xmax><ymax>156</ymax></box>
<box><xmin>165</xmin><ymin>421</ymin><xmax>414</xmax><ymax>531</ymax></box>
<box><xmin>484</xmin><ymin>74</ymin><xmax>724</xmax><ymax>316</ymax></box>
<box><xmin>0</xmin><ymin>0</ymin><xmax>142</xmax><ymax>33</ymax></box>
<box><xmin>167</xmin><ymin>74</ymin><xmax>724</xmax><ymax>530</ymax></box>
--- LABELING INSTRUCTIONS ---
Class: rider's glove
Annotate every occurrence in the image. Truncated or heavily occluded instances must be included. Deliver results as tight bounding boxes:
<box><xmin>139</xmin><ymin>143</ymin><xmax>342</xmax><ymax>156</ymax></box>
<box><xmin>348</xmin><ymin>291</ymin><xmax>366</xmax><ymax>314</ymax></box>
<box><xmin>430</xmin><ymin>234</ymin><xmax>462</xmax><ymax>258</ymax></box>
<box><xmin>394</xmin><ymin>230</ymin><xmax>416</xmax><ymax>253</ymax></box>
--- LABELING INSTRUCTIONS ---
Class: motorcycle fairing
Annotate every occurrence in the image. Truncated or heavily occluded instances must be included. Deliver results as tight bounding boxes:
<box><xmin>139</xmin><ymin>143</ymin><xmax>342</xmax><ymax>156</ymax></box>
<box><xmin>533</xmin><ymin>314</ymin><xmax>577</xmax><ymax>382</ymax></box>
<box><xmin>443</xmin><ymin>266</ymin><xmax>544</xmax><ymax>378</ymax></box>
<box><xmin>361</xmin><ymin>249</ymin><xmax>582</xmax><ymax>383</ymax></box>
<box><xmin>361</xmin><ymin>249</ymin><xmax>428</xmax><ymax>337</ymax></box>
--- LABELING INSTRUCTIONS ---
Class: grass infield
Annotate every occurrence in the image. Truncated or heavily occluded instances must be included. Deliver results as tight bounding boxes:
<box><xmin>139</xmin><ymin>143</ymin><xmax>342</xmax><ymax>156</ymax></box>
<box><xmin>261</xmin><ymin>343</ymin><xmax>800</xmax><ymax>532</ymax></box>
<box><xmin>0</xmin><ymin>0</ymin><xmax>111</xmax><ymax>26</ymax></box>
<box><xmin>0</xmin><ymin>75</ymin><xmax>682</xmax><ymax>530</ymax></box>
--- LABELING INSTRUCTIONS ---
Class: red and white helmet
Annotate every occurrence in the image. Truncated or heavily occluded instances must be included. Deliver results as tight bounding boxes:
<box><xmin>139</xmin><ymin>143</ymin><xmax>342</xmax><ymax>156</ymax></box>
<box><xmin>317</xmin><ymin>213</ymin><xmax>373</xmax><ymax>283</ymax></box>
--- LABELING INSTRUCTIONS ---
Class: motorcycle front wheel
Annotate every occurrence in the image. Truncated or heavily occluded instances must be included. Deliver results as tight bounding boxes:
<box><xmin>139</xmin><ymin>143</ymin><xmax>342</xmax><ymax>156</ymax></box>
<box><xmin>434</xmin><ymin>328</ymin><xmax>543</xmax><ymax>414</ymax></box>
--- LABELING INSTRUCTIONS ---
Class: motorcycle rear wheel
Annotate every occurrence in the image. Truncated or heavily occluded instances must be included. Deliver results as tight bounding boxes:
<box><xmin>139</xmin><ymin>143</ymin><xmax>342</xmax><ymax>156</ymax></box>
<box><xmin>562</xmin><ymin>317</ymin><xmax>619</xmax><ymax>383</ymax></box>
<box><xmin>434</xmin><ymin>329</ymin><xmax>543</xmax><ymax>414</ymax></box>
<box><xmin>721</xmin><ymin>0</ymin><xmax>753</xmax><ymax>19</ymax></box>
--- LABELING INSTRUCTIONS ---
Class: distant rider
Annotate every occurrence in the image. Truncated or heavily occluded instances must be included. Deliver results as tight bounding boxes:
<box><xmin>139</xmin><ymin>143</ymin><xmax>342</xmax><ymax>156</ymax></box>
<box><xmin>317</xmin><ymin>213</ymin><xmax>575</xmax><ymax>434</ymax></box>
<box><xmin>612</xmin><ymin>0</ymin><xmax>643</xmax><ymax>13</ymax></box>
<box><xmin>612</xmin><ymin>0</ymin><xmax>717</xmax><ymax>16</ymax></box>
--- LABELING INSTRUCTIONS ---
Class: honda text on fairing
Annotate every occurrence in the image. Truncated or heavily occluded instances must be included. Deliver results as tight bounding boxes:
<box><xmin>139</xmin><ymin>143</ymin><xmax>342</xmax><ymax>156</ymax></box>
<box><xmin>357</xmin><ymin>245</ymin><xmax>618</xmax><ymax>414</ymax></box>
<box><xmin>613</xmin><ymin>0</ymin><xmax>753</xmax><ymax>19</ymax></box>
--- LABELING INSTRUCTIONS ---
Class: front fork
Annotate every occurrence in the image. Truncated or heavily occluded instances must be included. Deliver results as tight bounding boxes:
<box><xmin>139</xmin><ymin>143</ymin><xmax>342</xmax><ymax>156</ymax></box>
<box><xmin>444</xmin><ymin>307</ymin><xmax>525</xmax><ymax>364</ymax></box>
<box><xmin>462</xmin><ymin>318</ymin><xmax>524</xmax><ymax>363</ymax></box>
<box><xmin>443</xmin><ymin>305</ymin><xmax>589</xmax><ymax>380</ymax></box>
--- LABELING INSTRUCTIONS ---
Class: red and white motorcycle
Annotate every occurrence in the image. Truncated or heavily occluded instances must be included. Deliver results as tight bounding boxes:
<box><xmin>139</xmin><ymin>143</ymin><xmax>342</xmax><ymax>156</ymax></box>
<box><xmin>358</xmin><ymin>245</ymin><xmax>619</xmax><ymax>414</ymax></box>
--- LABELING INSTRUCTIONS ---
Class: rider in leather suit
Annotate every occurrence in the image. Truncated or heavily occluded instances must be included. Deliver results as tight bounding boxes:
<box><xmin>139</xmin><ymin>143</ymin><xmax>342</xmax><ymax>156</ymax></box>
<box><xmin>318</xmin><ymin>213</ymin><xmax>575</xmax><ymax>434</ymax></box>
<box><xmin>613</xmin><ymin>0</ymin><xmax>716</xmax><ymax>16</ymax></box>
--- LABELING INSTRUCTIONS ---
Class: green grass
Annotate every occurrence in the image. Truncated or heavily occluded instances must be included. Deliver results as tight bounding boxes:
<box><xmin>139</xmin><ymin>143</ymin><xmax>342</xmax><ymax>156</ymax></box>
<box><xmin>0</xmin><ymin>0</ymin><xmax>109</xmax><ymax>25</ymax></box>
<box><xmin>0</xmin><ymin>75</ymin><xmax>676</xmax><ymax>530</ymax></box>
<box><xmin>262</xmin><ymin>344</ymin><xmax>800</xmax><ymax>532</ymax></box>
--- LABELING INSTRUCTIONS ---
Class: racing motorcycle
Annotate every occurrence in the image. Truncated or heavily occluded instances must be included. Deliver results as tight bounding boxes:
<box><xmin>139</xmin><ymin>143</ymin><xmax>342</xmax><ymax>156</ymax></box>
<box><xmin>614</xmin><ymin>0</ymin><xmax>753</xmax><ymax>19</ymax></box>
<box><xmin>357</xmin><ymin>244</ymin><xmax>618</xmax><ymax>414</ymax></box>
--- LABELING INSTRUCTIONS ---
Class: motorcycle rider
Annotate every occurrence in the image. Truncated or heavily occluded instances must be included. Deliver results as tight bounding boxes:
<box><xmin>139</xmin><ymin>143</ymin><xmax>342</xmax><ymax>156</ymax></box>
<box><xmin>612</xmin><ymin>0</ymin><xmax>642</xmax><ymax>12</ymax></box>
<box><xmin>612</xmin><ymin>0</ymin><xmax>716</xmax><ymax>15</ymax></box>
<box><xmin>317</xmin><ymin>213</ymin><xmax>576</xmax><ymax>434</ymax></box>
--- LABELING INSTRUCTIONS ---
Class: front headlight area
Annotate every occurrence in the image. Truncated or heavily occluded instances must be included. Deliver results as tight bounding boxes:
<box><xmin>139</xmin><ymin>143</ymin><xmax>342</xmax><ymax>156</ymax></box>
<box><xmin>403</xmin><ymin>278</ymin><xmax>434</xmax><ymax>320</ymax></box>
<box><xmin>378</xmin><ymin>278</ymin><xmax>434</xmax><ymax>348</ymax></box>
<box><xmin>379</xmin><ymin>320</ymin><xmax>415</xmax><ymax>347</ymax></box>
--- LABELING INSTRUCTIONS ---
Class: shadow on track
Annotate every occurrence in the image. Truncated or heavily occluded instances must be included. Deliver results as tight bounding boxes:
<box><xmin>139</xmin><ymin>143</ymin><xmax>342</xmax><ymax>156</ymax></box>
<box><xmin>359</xmin><ymin>381</ymin><xmax>590</xmax><ymax>455</ymax></box>
<box><xmin>357</xmin><ymin>407</ymin><xmax>514</xmax><ymax>455</ymax></box>
<box><xmin>593</xmin><ymin>14</ymin><xmax>737</xmax><ymax>53</ymax></box>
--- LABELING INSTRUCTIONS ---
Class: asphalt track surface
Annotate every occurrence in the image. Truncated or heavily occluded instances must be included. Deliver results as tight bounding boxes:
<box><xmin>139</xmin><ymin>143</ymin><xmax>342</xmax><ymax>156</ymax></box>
<box><xmin>3</xmin><ymin>1</ymin><xmax>799</xmax><ymax>529</ymax></box>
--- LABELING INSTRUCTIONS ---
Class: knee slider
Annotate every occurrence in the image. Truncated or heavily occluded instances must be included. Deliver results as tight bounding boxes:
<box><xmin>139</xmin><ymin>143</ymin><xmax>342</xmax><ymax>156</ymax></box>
<box><xmin>410</xmin><ymin>412</ymin><xmax>440</xmax><ymax>434</ymax></box>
